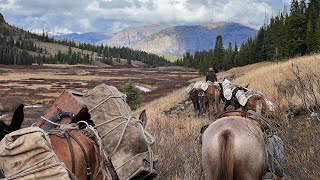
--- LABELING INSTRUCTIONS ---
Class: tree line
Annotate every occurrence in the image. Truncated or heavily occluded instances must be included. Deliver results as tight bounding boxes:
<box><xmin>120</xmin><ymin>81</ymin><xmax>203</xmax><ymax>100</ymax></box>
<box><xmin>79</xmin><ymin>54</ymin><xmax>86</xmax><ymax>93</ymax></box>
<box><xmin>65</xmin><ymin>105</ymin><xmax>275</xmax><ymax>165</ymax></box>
<box><xmin>177</xmin><ymin>0</ymin><xmax>320</xmax><ymax>75</ymax></box>
<box><xmin>0</xmin><ymin>22</ymin><xmax>171</xmax><ymax>67</ymax></box>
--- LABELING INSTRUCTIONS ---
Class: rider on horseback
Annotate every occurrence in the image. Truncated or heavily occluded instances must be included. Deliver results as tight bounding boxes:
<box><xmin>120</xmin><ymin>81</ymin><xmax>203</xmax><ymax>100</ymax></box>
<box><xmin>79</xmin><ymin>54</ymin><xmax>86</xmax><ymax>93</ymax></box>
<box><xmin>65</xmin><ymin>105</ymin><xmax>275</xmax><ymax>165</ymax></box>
<box><xmin>206</xmin><ymin>67</ymin><xmax>217</xmax><ymax>82</ymax></box>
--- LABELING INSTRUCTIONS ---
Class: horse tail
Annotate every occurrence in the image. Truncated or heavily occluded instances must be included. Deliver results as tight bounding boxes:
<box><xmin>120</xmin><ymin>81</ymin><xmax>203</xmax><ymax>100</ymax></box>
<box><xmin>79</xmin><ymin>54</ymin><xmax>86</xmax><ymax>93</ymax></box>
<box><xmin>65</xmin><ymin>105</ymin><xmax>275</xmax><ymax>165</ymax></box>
<box><xmin>217</xmin><ymin>130</ymin><xmax>234</xmax><ymax>180</ymax></box>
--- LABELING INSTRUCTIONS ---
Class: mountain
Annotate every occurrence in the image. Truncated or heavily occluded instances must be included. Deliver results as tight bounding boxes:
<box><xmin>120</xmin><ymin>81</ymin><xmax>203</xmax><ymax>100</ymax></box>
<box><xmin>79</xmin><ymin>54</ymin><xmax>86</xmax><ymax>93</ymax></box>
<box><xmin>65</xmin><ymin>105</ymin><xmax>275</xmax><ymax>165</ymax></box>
<box><xmin>105</xmin><ymin>22</ymin><xmax>257</xmax><ymax>56</ymax></box>
<box><xmin>97</xmin><ymin>24</ymin><xmax>170</xmax><ymax>46</ymax></box>
<box><xmin>55</xmin><ymin>22</ymin><xmax>257</xmax><ymax>56</ymax></box>
<box><xmin>116</xmin><ymin>22</ymin><xmax>257</xmax><ymax>56</ymax></box>
<box><xmin>54</xmin><ymin>32</ymin><xmax>113</xmax><ymax>44</ymax></box>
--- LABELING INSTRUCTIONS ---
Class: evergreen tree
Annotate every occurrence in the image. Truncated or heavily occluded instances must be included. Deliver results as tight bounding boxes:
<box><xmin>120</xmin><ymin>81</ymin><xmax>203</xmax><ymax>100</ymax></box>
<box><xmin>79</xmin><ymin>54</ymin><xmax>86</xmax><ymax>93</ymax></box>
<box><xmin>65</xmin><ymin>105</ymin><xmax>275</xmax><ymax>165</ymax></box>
<box><xmin>315</xmin><ymin>16</ymin><xmax>320</xmax><ymax>50</ymax></box>
<box><xmin>127</xmin><ymin>57</ymin><xmax>131</xmax><ymax>65</ymax></box>
<box><xmin>124</xmin><ymin>81</ymin><xmax>141</xmax><ymax>110</ymax></box>
<box><xmin>212</xmin><ymin>35</ymin><xmax>224</xmax><ymax>70</ymax></box>
<box><xmin>306</xmin><ymin>20</ymin><xmax>317</xmax><ymax>53</ymax></box>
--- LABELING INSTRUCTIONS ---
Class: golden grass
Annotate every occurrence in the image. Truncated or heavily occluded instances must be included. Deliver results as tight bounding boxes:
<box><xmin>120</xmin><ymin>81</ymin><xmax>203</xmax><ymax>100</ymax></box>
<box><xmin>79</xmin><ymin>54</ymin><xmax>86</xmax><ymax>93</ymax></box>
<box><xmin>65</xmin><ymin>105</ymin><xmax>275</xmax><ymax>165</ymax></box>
<box><xmin>137</xmin><ymin>54</ymin><xmax>320</xmax><ymax>179</ymax></box>
<box><xmin>231</xmin><ymin>55</ymin><xmax>320</xmax><ymax>109</ymax></box>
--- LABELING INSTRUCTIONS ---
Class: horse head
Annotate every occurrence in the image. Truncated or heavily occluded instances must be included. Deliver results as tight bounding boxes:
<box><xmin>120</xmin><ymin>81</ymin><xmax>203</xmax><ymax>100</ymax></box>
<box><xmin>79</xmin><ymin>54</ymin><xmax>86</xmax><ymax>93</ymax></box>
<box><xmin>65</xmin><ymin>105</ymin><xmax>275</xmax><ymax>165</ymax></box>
<box><xmin>0</xmin><ymin>104</ymin><xmax>24</xmax><ymax>141</ymax></box>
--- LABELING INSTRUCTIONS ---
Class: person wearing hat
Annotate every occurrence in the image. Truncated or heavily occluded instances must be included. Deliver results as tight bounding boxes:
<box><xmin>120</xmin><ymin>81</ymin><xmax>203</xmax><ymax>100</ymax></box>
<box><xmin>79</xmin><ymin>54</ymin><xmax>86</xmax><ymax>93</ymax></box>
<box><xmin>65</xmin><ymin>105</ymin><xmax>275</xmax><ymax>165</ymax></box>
<box><xmin>206</xmin><ymin>67</ymin><xmax>217</xmax><ymax>82</ymax></box>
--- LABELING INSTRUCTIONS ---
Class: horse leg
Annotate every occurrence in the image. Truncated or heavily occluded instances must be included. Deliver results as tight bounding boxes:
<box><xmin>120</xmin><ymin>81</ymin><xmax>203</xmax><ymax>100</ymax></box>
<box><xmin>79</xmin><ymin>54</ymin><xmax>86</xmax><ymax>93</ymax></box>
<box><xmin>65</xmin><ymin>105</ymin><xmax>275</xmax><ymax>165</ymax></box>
<box><xmin>215</xmin><ymin>93</ymin><xmax>221</xmax><ymax>116</ymax></box>
<box><xmin>208</xmin><ymin>97</ymin><xmax>213</xmax><ymax>120</ymax></box>
<box><xmin>224</xmin><ymin>100</ymin><xmax>230</xmax><ymax>111</ymax></box>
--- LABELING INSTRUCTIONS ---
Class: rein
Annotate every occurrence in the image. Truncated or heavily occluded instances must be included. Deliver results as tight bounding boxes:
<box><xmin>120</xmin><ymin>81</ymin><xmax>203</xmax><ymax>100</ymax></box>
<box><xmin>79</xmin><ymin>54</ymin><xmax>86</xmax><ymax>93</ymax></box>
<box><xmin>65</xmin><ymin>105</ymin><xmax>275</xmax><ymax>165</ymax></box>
<box><xmin>89</xmin><ymin>95</ymin><xmax>156</xmax><ymax>173</ymax></box>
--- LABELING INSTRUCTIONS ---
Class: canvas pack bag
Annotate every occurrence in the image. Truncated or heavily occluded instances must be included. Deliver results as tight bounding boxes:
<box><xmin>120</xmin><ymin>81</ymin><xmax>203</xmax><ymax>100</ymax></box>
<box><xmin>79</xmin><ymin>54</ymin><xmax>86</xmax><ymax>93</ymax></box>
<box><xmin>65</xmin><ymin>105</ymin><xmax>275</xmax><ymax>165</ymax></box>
<box><xmin>84</xmin><ymin>84</ymin><xmax>157</xmax><ymax>180</ymax></box>
<box><xmin>0</xmin><ymin>127</ymin><xmax>72</xmax><ymax>180</ymax></box>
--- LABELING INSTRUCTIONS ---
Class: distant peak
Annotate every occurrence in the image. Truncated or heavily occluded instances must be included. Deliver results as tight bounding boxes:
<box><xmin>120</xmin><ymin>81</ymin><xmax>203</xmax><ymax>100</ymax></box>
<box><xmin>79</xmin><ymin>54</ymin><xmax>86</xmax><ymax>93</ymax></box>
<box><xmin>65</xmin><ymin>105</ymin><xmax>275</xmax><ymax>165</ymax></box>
<box><xmin>200</xmin><ymin>21</ymin><xmax>257</xmax><ymax>30</ymax></box>
<box><xmin>0</xmin><ymin>13</ymin><xmax>5</xmax><ymax>23</ymax></box>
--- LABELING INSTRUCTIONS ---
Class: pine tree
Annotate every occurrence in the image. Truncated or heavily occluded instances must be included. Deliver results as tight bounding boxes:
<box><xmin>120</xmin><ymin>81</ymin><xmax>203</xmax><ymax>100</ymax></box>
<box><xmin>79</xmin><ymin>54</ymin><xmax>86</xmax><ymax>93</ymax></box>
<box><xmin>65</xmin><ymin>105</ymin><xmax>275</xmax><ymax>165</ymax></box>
<box><xmin>306</xmin><ymin>20</ymin><xmax>317</xmax><ymax>53</ymax></box>
<box><xmin>315</xmin><ymin>15</ymin><xmax>320</xmax><ymax>50</ymax></box>
<box><xmin>124</xmin><ymin>81</ymin><xmax>141</xmax><ymax>110</ymax></box>
<box><xmin>212</xmin><ymin>35</ymin><xmax>224</xmax><ymax>70</ymax></box>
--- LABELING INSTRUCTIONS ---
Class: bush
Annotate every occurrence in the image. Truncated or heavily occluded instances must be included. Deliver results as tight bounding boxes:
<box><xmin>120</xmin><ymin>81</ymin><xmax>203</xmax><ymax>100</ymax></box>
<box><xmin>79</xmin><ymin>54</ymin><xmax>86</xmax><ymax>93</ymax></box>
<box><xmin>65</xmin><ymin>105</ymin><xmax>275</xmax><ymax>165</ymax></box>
<box><xmin>124</xmin><ymin>81</ymin><xmax>141</xmax><ymax>110</ymax></box>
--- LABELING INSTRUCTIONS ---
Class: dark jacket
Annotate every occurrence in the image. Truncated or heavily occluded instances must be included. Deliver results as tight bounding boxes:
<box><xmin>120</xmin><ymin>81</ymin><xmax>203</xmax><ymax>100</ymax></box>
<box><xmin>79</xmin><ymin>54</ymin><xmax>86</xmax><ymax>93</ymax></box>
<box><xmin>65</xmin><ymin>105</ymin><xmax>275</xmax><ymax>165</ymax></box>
<box><xmin>206</xmin><ymin>71</ymin><xmax>217</xmax><ymax>82</ymax></box>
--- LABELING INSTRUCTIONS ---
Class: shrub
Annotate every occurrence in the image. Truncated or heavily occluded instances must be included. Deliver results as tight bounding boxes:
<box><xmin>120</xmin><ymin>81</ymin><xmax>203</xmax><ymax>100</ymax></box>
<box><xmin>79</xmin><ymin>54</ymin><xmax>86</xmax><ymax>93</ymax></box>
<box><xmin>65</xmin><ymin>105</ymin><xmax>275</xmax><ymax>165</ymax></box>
<box><xmin>124</xmin><ymin>81</ymin><xmax>141</xmax><ymax>110</ymax></box>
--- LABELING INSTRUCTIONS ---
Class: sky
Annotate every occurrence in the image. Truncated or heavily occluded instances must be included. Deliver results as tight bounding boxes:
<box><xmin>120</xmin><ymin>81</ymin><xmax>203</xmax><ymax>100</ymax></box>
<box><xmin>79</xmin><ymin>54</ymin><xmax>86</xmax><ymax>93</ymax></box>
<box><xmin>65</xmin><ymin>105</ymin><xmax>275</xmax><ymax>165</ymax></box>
<box><xmin>0</xmin><ymin>0</ymin><xmax>291</xmax><ymax>34</ymax></box>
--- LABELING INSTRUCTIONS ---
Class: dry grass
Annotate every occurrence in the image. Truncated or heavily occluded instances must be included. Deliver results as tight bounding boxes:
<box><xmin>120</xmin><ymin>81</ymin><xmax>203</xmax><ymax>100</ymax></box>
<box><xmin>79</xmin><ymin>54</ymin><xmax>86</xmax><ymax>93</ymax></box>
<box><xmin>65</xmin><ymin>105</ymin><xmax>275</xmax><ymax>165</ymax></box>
<box><xmin>232</xmin><ymin>55</ymin><xmax>320</xmax><ymax>108</ymax></box>
<box><xmin>34</xmin><ymin>41</ymin><xmax>98</xmax><ymax>56</ymax></box>
<box><xmin>139</xmin><ymin>54</ymin><xmax>320</xmax><ymax>180</ymax></box>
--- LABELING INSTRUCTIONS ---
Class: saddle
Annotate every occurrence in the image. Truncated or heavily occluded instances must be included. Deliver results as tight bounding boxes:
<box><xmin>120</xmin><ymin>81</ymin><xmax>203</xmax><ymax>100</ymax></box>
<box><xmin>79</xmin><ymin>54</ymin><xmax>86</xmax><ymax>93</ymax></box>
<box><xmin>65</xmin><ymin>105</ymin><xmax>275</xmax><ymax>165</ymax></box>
<box><xmin>218</xmin><ymin>110</ymin><xmax>248</xmax><ymax>119</ymax></box>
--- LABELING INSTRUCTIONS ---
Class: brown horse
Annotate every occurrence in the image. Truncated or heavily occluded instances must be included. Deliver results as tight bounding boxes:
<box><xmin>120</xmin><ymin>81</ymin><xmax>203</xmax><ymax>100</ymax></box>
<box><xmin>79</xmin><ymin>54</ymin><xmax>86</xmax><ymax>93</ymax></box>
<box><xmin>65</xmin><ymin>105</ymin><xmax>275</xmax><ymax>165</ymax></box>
<box><xmin>190</xmin><ymin>89</ymin><xmax>201</xmax><ymax>118</ymax></box>
<box><xmin>201</xmin><ymin>112</ymin><xmax>268</xmax><ymax>180</ymax></box>
<box><xmin>206</xmin><ymin>83</ymin><xmax>221</xmax><ymax>120</ymax></box>
<box><xmin>0</xmin><ymin>105</ymin><xmax>107</xmax><ymax>180</ymax></box>
<box><xmin>238</xmin><ymin>91</ymin><xmax>267</xmax><ymax>115</ymax></box>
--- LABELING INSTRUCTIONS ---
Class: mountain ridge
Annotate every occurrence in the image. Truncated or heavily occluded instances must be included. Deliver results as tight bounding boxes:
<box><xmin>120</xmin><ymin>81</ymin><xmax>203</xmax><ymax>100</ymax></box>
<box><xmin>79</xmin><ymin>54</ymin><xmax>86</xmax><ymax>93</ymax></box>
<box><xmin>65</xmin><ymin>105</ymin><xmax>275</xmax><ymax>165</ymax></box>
<box><xmin>55</xmin><ymin>22</ymin><xmax>258</xmax><ymax>56</ymax></box>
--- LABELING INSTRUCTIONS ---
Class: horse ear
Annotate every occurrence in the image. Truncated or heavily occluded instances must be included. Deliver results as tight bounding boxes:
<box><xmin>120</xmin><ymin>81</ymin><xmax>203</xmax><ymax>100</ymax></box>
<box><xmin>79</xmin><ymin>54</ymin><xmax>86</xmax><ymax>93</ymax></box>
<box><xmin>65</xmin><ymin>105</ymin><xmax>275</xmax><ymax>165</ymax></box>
<box><xmin>9</xmin><ymin>104</ymin><xmax>24</xmax><ymax>131</ymax></box>
<box><xmin>200</xmin><ymin>124</ymin><xmax>209</xmax><ymax>134</ymax></box>
<box><xmin>245</xmin><ymin>82</ymin><xmax>250</xmax><ymax>88</ymax></box>
<box><xmin>139</xmin><ymin>110</ymin><xmax>147</xmax><ymax>128</ymax></box>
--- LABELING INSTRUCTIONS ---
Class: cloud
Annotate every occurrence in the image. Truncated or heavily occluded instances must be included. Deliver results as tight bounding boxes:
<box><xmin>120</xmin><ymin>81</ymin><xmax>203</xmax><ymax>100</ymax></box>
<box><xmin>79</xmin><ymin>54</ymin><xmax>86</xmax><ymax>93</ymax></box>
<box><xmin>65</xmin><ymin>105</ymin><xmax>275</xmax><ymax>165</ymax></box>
<box><xmin>0</xmin><ymin>0</ymin><xmax>290</xmax><ymax>33</ymax></box>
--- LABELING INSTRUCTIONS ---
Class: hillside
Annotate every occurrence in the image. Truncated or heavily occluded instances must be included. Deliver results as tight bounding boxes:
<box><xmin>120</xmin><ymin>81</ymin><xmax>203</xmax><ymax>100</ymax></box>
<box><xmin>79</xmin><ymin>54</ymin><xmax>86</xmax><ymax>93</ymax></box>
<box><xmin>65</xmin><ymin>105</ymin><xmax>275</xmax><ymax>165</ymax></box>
<box><xmin>53</xmin><ymin>32</ymin><xmax>113</xmax><ymax>44</ymax></box>
<box><xmin>136</xmin><ymin>54</ymin><xmax>320</xmax><ymax>180</ymax></box>
<box><xmin>0</xmin><ymin>13</ymin><xmax>170</xmax><ymax>67</ymax></box>
<box><xmin>56</xmin><ymin>22</ymin><xmax>257</xmax><ymax>56</ymax></box>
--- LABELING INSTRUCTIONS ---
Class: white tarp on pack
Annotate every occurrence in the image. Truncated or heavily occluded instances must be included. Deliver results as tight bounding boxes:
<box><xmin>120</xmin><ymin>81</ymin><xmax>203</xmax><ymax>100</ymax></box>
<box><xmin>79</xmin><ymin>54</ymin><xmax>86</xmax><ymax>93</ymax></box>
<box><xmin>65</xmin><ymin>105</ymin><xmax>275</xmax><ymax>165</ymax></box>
<box><xmin>187</xmin><ymin>81</ymin><xmax>209</xmax><ymax>93</ymax></box>
<box><xmin>236</xmin><ymin>90</ymin><xmax>260</xmax><ymax>106</ymax></box>
<box><xmin>186</xmin><ymin>83</ymin><xmax>194</xmax><ymax>93</ymax></box>
<box><xmin>222</xmin><ymin>79</ymin><xmax>237</xmax><ymax>100</ymax></box>
<box><xmin>0</xmin><ymin>127</ymin><xmax>72</xmax><ymax>180</ymax></box>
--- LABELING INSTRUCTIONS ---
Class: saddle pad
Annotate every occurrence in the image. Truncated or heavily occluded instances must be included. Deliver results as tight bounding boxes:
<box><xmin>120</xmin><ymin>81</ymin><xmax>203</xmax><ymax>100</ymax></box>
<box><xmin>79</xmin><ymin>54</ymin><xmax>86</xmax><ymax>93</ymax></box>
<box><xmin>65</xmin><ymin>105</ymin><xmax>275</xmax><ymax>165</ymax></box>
<box><xmin>0</xmin><ymin>127</ymin><xmax>71</xmax><ymax>180</ymax></box>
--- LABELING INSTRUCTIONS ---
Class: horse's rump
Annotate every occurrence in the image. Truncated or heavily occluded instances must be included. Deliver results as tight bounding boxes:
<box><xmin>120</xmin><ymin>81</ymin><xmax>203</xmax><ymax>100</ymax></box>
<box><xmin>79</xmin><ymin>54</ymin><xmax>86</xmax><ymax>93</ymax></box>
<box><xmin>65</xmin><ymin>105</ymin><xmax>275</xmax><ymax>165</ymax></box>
<box><xmin>202</xmin><ymin>117</ymin><xmax>268</xmax><ymax>180</ymax></box>
<box><xmin>0</xmin><ymin>127</ymin><xmax>73</xmax><ymax>179</ymax></box>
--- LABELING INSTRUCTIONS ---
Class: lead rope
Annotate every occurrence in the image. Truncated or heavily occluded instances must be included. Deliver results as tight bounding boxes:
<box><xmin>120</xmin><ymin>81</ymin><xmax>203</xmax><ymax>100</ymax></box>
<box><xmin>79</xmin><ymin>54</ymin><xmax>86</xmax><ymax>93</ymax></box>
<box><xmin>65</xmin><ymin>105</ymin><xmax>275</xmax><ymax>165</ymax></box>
<box><xmin>89</xmin><ymin>94</ymin><xmax>156</xmax><ymax>172</ymax></box>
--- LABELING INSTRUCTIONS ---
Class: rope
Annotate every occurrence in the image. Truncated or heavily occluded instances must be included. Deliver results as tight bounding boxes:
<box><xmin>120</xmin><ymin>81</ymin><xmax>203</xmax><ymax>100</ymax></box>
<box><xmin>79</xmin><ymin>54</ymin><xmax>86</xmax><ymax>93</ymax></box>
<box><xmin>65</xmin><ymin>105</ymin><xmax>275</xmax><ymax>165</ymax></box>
<box><xmin>2</xmin><ymin>129</ymin><xmax>77</xmax><ymax>180</ymax></box>
<box><xmin>40</xmin><ymin>116</ymin><xmax>79</xmax><ymax>130</ymax></box>
<box><xmin>4</xmin><ymin>163</ymin><xmax>64</xmax><ymax>180</ymax></box>
<box><xmin>82</xmin><ymin>125</ymin><xmax>112</xmax><ymax>180</ymax></box>
<box><xmin>89</xmin><ymin>94</ymin><xmax>156</xmax><ymax>172</ymax></box>
<box><xmin>89</xmin><ymin>96</ymin><xmax>124</xmax><ymax>113</ymax></box>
